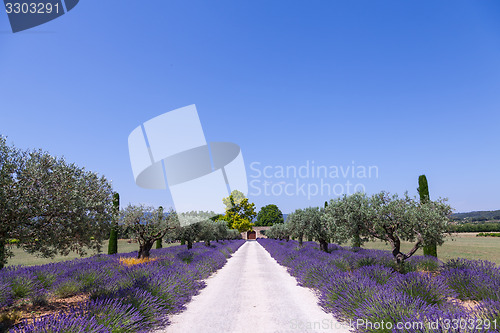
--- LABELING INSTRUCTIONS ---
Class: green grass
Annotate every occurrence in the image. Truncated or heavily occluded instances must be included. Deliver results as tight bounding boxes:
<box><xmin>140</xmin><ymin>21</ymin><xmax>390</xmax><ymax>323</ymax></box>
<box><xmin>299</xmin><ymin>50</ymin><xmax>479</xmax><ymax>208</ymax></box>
<box><xmin>5</xmin><ymin>240</ymin><xmax>180</xmax><ymax>267</ymax></box>
<box><xmin>362</xmin><ymin>233</ymin><xmax>500</xmax><ymax>264</ymax></box>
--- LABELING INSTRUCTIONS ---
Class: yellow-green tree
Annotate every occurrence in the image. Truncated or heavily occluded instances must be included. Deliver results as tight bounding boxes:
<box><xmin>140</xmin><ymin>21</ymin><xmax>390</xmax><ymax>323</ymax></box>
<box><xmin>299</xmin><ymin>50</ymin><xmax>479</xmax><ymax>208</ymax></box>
<box><xmin>222</xmin><ymin>190</ymin><xmax>256</xmax><ymax>233</ymax></box>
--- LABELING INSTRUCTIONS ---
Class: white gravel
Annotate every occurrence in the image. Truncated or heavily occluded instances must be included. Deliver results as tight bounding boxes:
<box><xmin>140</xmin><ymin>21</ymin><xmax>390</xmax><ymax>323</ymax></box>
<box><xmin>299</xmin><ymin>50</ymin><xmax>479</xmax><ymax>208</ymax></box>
<box><xmin>156</xmin><ymin>240</ymin><xmax>351</xmax><ymax>333</ymax></box>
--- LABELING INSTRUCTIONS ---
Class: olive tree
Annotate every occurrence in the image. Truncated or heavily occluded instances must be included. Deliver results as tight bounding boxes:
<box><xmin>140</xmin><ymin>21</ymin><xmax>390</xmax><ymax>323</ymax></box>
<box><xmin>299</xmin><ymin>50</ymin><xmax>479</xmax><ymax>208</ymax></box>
<box><xmin>177</xmin><ymin>223</ymin><xmax>200</xmax><ymax>250</ymax></box>
<box><xmin>121</xmin><ymin>205</ymin><xmax>178</xmax><ymax>258</ymax></box>
<box><xmin>286</xmin><ymin>210</ymin><xmax>307</xmax><ymax>246</ymax></box>
<box><xmin>368</xmin><ymin>192</ymin><xmax>452</xmax><ymax>269</ymax></box>
<box><xmin>266</xmin><ymin>223</ymin><xmax>289</xmax><ymax>240</ymax></box>
<box><xmin>177</xmin><ymin>211</ymin><xmax>215</xmax><ymax>249</ymax></box>
<box><xmin>198</xmin><ymin>220</ymin><xmax>218</xmax><ymax>247</ymax></box>
<box><xmin>324</xmin><ymin>191</ymin><xmax>452</xmax><ymax>271</ymax></box>
<box><xmin>212</xmin><ymin>220</ymin><xmax>229</xmax><ymax>242</ymax></box>
<box><xmin>323</xmin><ymin>193</ymin><xmax>373</xmax><ymax>248</ymax></box>
<box><xmin>0</xmin><ymin>137</ymin><xmax>114</xmax><ymax>268</ymax></box>
<box><xmin>303</xmin><ymin>207</ymin><xmax>330</xmax><ymax>252</ymax></box>
<box><xmin>226</xmin><ymin>228</ymin><xmax>242</xmax><ymax>240</ymax></box>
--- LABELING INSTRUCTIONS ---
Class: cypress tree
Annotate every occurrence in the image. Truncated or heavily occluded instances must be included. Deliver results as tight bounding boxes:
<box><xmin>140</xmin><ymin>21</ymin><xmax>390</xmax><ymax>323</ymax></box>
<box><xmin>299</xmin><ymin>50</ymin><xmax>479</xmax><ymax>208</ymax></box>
<box><xmin>418</xmin><ymin>175</ymin><xmax>437</xmax><ymax>257</ymax></box>
<box><xmin>107</xmin><ymin>192</ymin><xmax>119</xmax><ymax>255</ymax></box>
<box><xmin>155</xmin><ymin>206</ymin><xmax>163</xmax><ymax>249</ymax></box>
<box><xmin>0</xmin><ymin>239</ymin><xmax>5</xmax><ymax>270</ymax></box>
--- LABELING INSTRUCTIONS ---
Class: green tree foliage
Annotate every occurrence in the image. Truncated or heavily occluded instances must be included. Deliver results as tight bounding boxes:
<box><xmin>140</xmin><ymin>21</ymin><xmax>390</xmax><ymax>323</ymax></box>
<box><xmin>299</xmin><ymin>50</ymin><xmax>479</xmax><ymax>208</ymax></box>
<box><xmin>108</xmin><ymin>192</ymin><xmax>120</xmax><ymax>255</ymax></box>
<box><xmin>0</xmin><ymin>137</ymin><xmax>114</xmax><ymax>268</ymax></box>
<box><xmin>222</xmin><ymin>190</ymin><xmax>246</xmax><ymax>209</ymax></box>
<box><xmin>230</xmin><ymin>214</ymin><xmax>254</xmax><ymax>233</ymax></box>
<box><xmin>222</xmin><ymin>190</ymin><xmax>256</xmax><ymax>232</ymax></box>
<box><xmin>266</xmin><ymin>223</ymin><xmax>289</xmax><ymax>240</ymax></box>
<box><xmin>176</xmin><ymin>223</ymin><xmax>200</xmax><ymax>250</ymax></box>
<box><xmin>449</xmin><ymin>222</ymin><xmax>500</xmax><ymax>233</ymax></box>
<box><xmin>212</xmin><ymin>220</ymin><xmax>229</xmax><ymax>241</ymax></box>
<box><xmin>255</xmin><ymin>204</ymin><xmax>284</xmax><ymax>226</ymax></box>
<box><xmin>155</xmin><ymin>206</ymin><xmax>164</xmax><ymax>249</ymax></box>
<box><xmin>418</xmin><ymin>175</ymin><xmax>437</xmax><ymax>257</ymax></box>
<box><xmin>302</xmin><ymin>207</ymin><xmax>330</xmax><ymax>252</ymax></box>
<box><xmin>323</xmin><ymin>191</ymin><xmax>452</xmax><ymax>271</ymax></box>
<box><xmin>418</xmin><ymin>175</ymin><xmax>430</xmax><ymax>204</ymax></box>
<box><xmin>198</xmin><ymin>220</ymin><xmax>217</xmax><ymax>247</ymax></box>
<box><xmin>286</xmin><ymin>210</ymin><xmax>307</xmax><ymax>246</ymax></box>
<box><xmin>323</xmin><ymin>193</ymin><xmax>372</xmax><ymax>248</ymax></box>
<box><xmin>175</xmin><ymin>211</ymin><xmax>212</xmax><ymax>249</ymax></box>
<box><xmin>197</xmin><ymin>219</ymin><xmax>238</xmax><ymax>246</ymax></box>
<box><xmin>120</xmin><ymin>205</ymin><xmax>178</xmax><ymax>258</ymax></box>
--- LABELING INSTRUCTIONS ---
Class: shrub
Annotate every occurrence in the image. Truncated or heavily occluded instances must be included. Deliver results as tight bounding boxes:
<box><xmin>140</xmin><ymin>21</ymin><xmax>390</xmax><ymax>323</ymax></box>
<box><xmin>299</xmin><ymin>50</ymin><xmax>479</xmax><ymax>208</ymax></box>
<box><xmin>356</xmin><ymin>265</ymin><xmax>393</xmax><ymax>285</ymax></box>
<box><xmin>84</xmin><ymin>297</ymin><xmax>146</xmax><ymax>331</ymax></box>
<box><xmin>390</xmin><ymin>272</ymin><xmax>456</xmax><ymax>306</ymax></box>
<box><xmin>10</xmin><ymin>312</ymin><xmax>110</xmax><ymax>333</ymax></box>
<box><xmin>354</xmin><ymin>292</ymin><xmax>436</xmax><ymax>333</ymax></box>
<box><xmin>115</xmin><ymin>288</ymin><xmax>166</xmax><ymax>326</ymax></box>
<box><xmin>53</xmin><ymin>280</ymin><xmax>84</xmax><ymax>298</ymax></box>
<box><xmin>29</xmin><ymin>288</ymin><xmax>49</xmax><ymax>306</ymax></box>
<box><xmin>0</xmin><ymin>280</ymin><xmax>13</xmax><ymax>307</ymax></box>
<box><xmin>319</xmin><ymin>271</ymin><xmax>381</xmax><ymax>319</ymax></box>
<box><xmin>10</xmin><ymin>275</ymin><xmax>37</xmax><ymax>299</ymax></box>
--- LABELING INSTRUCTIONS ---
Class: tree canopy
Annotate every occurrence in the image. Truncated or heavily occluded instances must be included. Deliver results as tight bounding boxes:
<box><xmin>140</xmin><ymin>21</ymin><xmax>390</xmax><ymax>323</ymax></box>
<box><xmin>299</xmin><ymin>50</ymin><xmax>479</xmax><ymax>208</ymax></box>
<box><xmin>323</xmin><ymin>191</ymin><xmax>452</xmax><ymax>270</ymax></box>
<box><xmin>286</xmin><ymin>209</ymin><xmax>307</xmax><ymax>245</ymax></box>
<box><xmin>255</xmin><ymin>204</ymin><xmax>284</xmax><ymax>226</ymax></box>
<box><xmin>120</xmin><ymin>205</ymin><xmax>178</xmax><ymax>258</ymax></box>
<box><xmin>0</xmin><ymin>136</ymin><xmax>114</xmax><ymax>268</ymax></box>
<box><xmin>221</xmin><ymin>190</ymin><xmax>256</xmax><ymax>232</ymax></box>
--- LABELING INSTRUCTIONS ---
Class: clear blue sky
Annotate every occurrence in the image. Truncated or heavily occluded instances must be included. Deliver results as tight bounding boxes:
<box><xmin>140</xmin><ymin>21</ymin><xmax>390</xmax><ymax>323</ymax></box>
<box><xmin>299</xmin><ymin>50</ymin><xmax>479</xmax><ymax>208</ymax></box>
<box><xmin>1</xmin><ymin>0</ymin><xmax>499</xmax><ymax>213</ymax></box>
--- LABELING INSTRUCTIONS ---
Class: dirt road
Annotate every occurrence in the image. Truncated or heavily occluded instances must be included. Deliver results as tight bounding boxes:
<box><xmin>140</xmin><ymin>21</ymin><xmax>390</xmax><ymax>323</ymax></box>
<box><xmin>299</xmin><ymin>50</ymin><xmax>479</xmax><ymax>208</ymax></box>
<box><xmin>158</xmin><ymin>240</ymin><xmax>351</xmax><ymax>333</ymax></box>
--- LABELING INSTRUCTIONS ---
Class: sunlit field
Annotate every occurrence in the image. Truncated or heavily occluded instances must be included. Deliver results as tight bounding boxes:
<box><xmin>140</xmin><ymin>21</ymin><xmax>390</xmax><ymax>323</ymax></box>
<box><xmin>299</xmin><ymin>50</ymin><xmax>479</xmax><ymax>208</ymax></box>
<box><xmin>8</xmin><ymin>234</ymin><xmax>500</xmax><ymax>267</ymax></box>
<box><xmin>6</xmin><ymin>240</ymin><xmax>180</xmax><ymax>267</ymax></box>
<box><xmin>362</xmin><ymin>233</ymin><xmax>500</xmax><ymax>264</ymax></box>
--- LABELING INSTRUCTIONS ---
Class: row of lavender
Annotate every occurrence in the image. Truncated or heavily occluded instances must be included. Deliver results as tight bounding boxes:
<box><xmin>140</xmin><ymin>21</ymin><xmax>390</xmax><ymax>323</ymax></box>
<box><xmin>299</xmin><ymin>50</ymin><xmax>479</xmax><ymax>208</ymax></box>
<box><xmin>1</xmin><ymin>240</ymin><xmax>244</xmax><ymax>332</ymax></box>
<box><xmin>258</xmin><ymin>239</ymin><xmax>500</xmax><ymax>333</ymax></box>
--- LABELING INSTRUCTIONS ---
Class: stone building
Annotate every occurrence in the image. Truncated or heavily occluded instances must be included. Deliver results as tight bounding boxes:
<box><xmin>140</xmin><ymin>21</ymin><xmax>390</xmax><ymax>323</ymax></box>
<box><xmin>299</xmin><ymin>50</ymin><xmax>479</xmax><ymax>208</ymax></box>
<box><xmin>241</xmin><ymin>226</ymin><xmax>271</xmax><ymax>240</ymax></box>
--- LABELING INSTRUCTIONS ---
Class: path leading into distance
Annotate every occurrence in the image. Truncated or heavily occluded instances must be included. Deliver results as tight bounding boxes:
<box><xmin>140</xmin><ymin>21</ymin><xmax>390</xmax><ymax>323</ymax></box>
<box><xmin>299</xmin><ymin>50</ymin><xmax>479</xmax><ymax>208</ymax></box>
<box><xmin>157</xmin><ymin>240</ymin><xmax>351</xmax><ymax>333</ymax></box>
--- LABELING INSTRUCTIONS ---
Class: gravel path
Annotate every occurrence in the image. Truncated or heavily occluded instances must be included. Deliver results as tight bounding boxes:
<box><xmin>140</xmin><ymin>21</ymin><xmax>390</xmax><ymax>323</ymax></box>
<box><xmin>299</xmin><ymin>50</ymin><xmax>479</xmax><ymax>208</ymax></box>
<box><xmin>157</xmin><ymin>240</ymin><xmax>351</xmax><ymax>333</ymax></box>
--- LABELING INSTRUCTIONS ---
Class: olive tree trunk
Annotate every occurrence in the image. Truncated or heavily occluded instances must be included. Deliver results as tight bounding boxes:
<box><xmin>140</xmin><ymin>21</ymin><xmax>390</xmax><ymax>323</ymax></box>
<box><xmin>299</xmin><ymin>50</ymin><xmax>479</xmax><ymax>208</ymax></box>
<box><xmin>137</xmin><ymin>241</ymin><xmax>154</xmax><ymax>259</ymax></box>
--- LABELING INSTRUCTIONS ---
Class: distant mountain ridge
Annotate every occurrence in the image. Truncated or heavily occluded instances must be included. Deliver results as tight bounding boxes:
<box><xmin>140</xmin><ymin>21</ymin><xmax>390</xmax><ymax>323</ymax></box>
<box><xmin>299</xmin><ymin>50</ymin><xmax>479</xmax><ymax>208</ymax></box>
<box><xmin>278</xmin><ymin>210</ymin><xmax>500</xmax><ymax>223</ymax></box>
<box><xmin>280</xmin><ymin>211</ymin><xmax>500</xmax><ymax>223</ymax></box>
<box><xmin>451</xmin><ymin>210</ymin><xmax>500</xmax><ymax>222</ymax></box>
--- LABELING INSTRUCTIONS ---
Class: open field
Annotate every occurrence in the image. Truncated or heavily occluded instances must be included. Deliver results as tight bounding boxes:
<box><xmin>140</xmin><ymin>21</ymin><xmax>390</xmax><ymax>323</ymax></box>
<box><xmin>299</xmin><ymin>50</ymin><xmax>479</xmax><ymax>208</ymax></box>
<box><xmin>6</xmin><ymin>233</ymin><xmax>500</xmax><ymax>267</ymax></box>
<box><xmin>6</xmin><ymin>240</ymin><xmax>180</xmax><ymax>267</ymax></box>
<box><xmin>260</xmin><ymin>238</ymin><xmax>500</xmax><ymax>332</ymax></box>
<box><xmin>362</xmin><ymin>232</ymin><xmax>500</xmax><ymax>264</ymax></box>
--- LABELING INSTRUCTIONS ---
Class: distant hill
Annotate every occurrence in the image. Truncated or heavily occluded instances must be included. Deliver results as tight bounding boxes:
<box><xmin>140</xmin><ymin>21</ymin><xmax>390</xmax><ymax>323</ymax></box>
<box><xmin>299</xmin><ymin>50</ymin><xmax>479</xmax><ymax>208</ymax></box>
<box><xmin>451</xmin><ymin>210</ymin><xmax>500</xmax><ymax>222</ymax></box>
<box><xmin>281</xmin><ymin>211</ymin><xmax>500</xmax><ymax>223</ymax></box>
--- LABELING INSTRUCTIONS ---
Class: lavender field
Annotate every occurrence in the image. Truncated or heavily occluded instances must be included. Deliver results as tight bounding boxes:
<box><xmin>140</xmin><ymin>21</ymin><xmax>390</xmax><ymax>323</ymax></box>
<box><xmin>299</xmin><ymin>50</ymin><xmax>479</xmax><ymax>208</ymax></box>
<box><xmin>258</xmin><ymin>239</ymin><xmax>500</xmax><ymax>333</ymax></box>
<box><xmin>0</xmin><ymin>240</ymin><xmax>244</xmax><ymax>332</ymax></box>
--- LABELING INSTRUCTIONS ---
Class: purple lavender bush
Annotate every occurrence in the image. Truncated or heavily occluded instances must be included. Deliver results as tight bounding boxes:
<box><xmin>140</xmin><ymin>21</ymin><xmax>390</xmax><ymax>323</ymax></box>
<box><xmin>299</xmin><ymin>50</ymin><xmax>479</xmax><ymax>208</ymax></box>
<box><xmin>440</xmin><ymin>258</ymin><xmax>500</xmax><ymax>302</ymax></box>
<box><xmin>2</xmin><ymin>240</ymin><xmax>244</xmax><ymax>332</ymax></box>
<box><xmin>258</xmin><ymin>238</ymin><xmax>500</xmax><ymax>333</ymax></box>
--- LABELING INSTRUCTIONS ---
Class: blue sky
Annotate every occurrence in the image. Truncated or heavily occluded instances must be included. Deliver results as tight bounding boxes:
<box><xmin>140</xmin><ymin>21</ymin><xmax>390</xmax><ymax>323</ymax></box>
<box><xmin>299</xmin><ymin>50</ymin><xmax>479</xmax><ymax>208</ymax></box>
<box><xmin>1</xmin><ymin>0</ymin><xmax>499</xmax><ymax>213</ymax></box>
